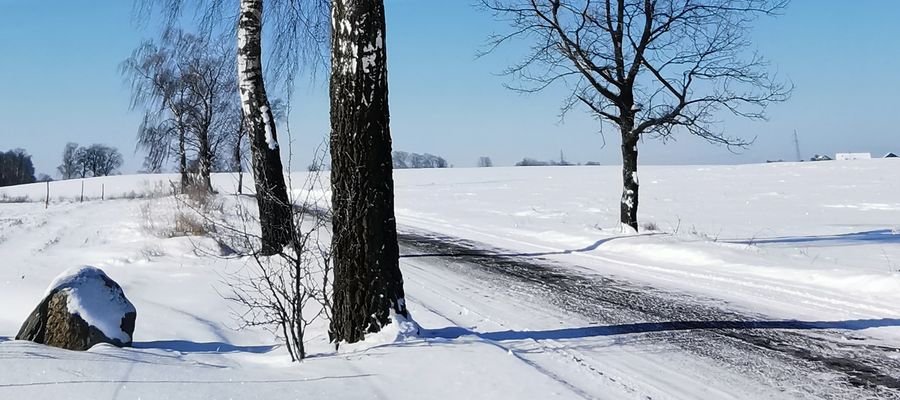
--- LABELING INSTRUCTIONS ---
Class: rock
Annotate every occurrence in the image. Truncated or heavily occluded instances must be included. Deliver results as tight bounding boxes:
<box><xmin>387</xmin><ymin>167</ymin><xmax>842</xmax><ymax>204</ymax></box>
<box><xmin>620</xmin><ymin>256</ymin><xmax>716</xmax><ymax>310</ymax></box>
<box><xmin>16</xmin><ymin>266</ymin><xmax>136</xmax><ymax>351</ymax></box>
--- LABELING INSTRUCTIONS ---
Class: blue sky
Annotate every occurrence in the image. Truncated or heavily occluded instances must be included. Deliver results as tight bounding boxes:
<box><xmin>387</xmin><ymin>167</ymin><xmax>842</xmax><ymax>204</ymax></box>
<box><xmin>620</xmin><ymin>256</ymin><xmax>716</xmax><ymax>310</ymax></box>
<box><xmin>1</xmin><ymin>1</ymin><xmax>898</xmax><ymax>175</ymax></box>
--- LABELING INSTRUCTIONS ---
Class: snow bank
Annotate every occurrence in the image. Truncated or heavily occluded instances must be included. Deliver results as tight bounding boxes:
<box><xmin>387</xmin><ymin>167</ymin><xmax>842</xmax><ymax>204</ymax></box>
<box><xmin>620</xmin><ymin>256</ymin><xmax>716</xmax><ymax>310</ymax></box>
<box><xmin>340</xmin><ymin>309</ymin><xmax>420</xmax><ymax>353</ymax></box>
<box><xmin>374</xmin><ymin>309</ymin><xmax>420</xmax><ymax>342</ymax></box>
<box><xmin>46</xmin><ymin>266</ymin><xmax>136</xmax><ymax>343</ymax></box>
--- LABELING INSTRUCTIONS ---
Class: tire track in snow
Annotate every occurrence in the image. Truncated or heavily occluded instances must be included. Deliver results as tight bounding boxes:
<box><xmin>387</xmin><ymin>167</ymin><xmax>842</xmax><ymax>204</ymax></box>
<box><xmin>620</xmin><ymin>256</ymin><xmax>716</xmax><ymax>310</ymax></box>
<box><xmin>401</xmin><ymin>249</ymin><xmax>781</xmax><ymax>399</ymax></box>
<box><xmin>397</xmin><ymin>229</ymin><xmax>900</xmax><ymax>399</ymax></box>
<box><xmin>403</xmin><ymin>288</ymin><xmax>597</xmax><ymax>400</ymax></box>
<box><xmin>397</xmin><ymin>215</ymin><xmax>898</xmax><ymax>318</ymax></box>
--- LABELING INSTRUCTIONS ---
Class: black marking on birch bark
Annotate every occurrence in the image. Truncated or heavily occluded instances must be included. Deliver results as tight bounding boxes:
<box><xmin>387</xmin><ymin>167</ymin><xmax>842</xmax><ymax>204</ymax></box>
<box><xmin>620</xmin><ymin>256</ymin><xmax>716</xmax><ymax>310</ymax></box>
<box><xmin>328</xmin><ymin>0</ymin><xmax>408</xmax><ymax>345</ymax></box>
<box><xmin>238</xmin><ymin>0</ymin><xmax>293</xmax><ymax>255</ymax></box>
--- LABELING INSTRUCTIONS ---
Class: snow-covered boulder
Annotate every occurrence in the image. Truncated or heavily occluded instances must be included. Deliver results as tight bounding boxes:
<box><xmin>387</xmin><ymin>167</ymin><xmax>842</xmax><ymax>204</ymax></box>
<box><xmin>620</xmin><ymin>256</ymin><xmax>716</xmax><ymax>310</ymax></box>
<box><xmin>16</xmin><ymin>266</ymin><xmax>137</xmax><ymax>351</ymax></box>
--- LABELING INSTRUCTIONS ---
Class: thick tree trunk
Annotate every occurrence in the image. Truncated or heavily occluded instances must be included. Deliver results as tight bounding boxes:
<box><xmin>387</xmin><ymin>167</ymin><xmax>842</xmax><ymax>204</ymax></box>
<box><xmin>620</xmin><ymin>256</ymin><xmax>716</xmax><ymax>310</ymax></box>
<box><xmin>198</xmin><ymin>130</ymin><xmax>212</xmax><ymax>192</ymax></box>
<box><xmin>178</xmin><ymin>130</ymin><xmax>188</xmax><ymax>193</ymax></box>
<box><xmin>329</xmin><ymin>0</ymin><xmax>409</xmax><ymax>344</ymax></box>
<box><xmin>238</xmin><ymin>0</ymin><xmax>293</xmax><ymax>255</ymax></box>
<box><xmin>620</xmin><ymin>133</ymin><xmax>639</xmax><ymax>231</ymax></box>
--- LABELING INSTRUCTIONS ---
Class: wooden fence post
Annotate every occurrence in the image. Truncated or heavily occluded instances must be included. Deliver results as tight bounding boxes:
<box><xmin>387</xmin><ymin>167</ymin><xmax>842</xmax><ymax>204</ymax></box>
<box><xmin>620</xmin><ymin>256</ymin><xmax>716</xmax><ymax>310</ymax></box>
<box><xmin>80</xmin><ymin>180</ymin><xmax>84</xmax><ymax>203</ymax></box>
<box><xmin>45</xmin><ymin>181</ymin><xmax>49</xmax><ymax>209</ymax></box>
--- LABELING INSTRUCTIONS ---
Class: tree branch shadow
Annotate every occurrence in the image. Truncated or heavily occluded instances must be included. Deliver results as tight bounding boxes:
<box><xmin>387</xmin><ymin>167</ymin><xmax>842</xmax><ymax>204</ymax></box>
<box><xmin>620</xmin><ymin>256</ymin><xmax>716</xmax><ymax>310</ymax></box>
<box><xmin>0</xmin><ymin>374</ymin><xmax>375</xmax><ymax>388</ymax></box>
<box><xmin>424</xmin><ymin>318</ymin><xmax>900</xmax><ymax>342</ymax></box>
<box><xmin>724</xmin><ymin>229</ymin><xmax>900</xmax><ymax>246</ymax></box>
<box><xmin>133</xmin><ymin>340</ymin><xmax>276</xmax><ymax>354</ymax></box>
<box><xmin>400</xmin><ymin>235</ymin><xmax>642</xmax><ymax>259</ymax></box>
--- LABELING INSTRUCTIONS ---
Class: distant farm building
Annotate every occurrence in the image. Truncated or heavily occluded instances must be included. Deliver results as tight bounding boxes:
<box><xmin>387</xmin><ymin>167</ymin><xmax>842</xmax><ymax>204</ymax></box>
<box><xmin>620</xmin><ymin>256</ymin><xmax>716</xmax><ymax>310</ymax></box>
<box><xmin>885</xmin><ymin>152</ymin><xmax>898</xmax><ymax>158</ymax></box>
<box><xmin>810</xmin><ymin>154</ymin><xmax>832</xmax><ymax>161</ymax></box>
<box><xmin>835</xmin><ymin>152</ymin><xmax>872</xmax><ymax>161</ymax></box>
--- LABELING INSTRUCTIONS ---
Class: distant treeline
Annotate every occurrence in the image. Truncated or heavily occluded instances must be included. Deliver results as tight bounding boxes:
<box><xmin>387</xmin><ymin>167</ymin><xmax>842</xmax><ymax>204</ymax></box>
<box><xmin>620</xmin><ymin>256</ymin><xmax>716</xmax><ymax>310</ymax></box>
<box><xmin>392</xmin><ymin>151</ymin><xmax>448</xmax><ymax>169</ymax></box>
<box><xmin>57</xmin><ymin>143</ymin><xmax>123</xmax><ymax>179</ymax></box>
<box><xmin>515</xmin><ymin>158</ymin><xmax>602</xmax><ymax>166</ymax></box>
<box><xmin>0</xmin><ymin>143</ymin><xmax>125</xmax><ymax>188</ymax></box>
<box><xmin>0</xmin><ymin>149</ymin><xmax>36</xmax><ymax>187</ymax></box>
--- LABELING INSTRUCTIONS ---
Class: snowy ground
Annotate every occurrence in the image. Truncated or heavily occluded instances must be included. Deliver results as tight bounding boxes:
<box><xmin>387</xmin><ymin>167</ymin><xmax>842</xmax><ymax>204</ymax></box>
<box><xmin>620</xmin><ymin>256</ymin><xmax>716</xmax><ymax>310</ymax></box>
<box><xmin>390</xmin><ymin>161</ymin><xmax>900</xmax><ymax>337</ymax></box>
<box><xmin>1</xmin><ymin>160</ymin><xmax>899</xmax><ymax>399</ymax></box>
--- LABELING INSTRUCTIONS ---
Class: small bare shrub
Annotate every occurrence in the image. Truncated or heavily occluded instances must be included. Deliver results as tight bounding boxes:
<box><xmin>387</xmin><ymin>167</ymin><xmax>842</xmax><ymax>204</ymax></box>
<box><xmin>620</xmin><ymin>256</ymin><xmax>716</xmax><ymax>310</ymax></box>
<box><xmin>0</xmin><ymin>193</ymin><xmax>30</xmax><ymax>203</ymax></box>
<box><xmin>222</xmin><ymin>219</ymin><xmax>332</xmax><ymax>362</ymax></box>
<box><xmin>209</xmin><ymin>146</ymin><xmax>332</xmax><ymax>362</ymax></box>
<box><xmin>139</xmin><ymin>202</ymin><xmax>165</xmax><ymax>236</ymax></box>
<box><xmin>182</xmin><ymin>178</ymin><xmax>212</xmax><ymax>204</ymax></box>
<box><xmin>142</xmin><ymin>180</ymin><xmax>170</xmax><ymax>198</ymax></box>
<box><xmin>110</xmin><ymin>180</ymin><xmax>172</xmax><ymax>200</ymax></box>
<box><xmin>139</xmin><ymin>180</ymin><xmax>219</xmax><ymax>238</ymax></box>
<box><xmin>641</xmin><ymin>221</ymin><xmax>659</xmax><ymax>232</ymax></box>
<box><xmin>113</xmin><ymin>190</ymin><xmax>141</xmax><ymax>200</ymax></box>
<box><xmin>172</xmin><ymin>212</ymin><xmax>210</xmax><ymax>237</ymax></box>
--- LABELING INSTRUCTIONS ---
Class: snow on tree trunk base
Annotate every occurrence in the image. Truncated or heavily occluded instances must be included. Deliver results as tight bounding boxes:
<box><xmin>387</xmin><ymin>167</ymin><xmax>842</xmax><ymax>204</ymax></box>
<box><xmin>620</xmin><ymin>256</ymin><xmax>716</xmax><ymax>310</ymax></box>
<box><xmin>16</xmin><ymin>266</ymin><xmax>136</xmax><ymax>351</ymax></box>
<box><xmin>337</xmin><ymin>311</ymin><xmax>421</xmax><ymax>353</ymax></box>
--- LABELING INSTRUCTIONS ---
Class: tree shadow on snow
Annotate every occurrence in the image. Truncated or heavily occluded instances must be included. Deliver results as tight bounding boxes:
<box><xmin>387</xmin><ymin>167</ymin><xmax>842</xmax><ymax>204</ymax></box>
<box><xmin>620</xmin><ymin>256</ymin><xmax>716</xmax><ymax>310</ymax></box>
<box><xmin>0</xmin><ymin>374</ymin><xmax>376</xmax><ymax>389</ymax></box>
<box><xmin>724</xmin><ymin>229</ymin><xmax>900</xmax><ymax>246</ymax></box>
<box><xmin>400</xmin><ymin>236</ymin><xmax>633</xmax><ymax>259</ymax></box>
<box><xmin>133</xmin><ymin>340</ymin><xmax>275</xmax><ymax>354</ymax></box>
<box><xmin>424</xmin><ymin>318</ymin><xmax>900</xmax><ymax>342</ymax></box>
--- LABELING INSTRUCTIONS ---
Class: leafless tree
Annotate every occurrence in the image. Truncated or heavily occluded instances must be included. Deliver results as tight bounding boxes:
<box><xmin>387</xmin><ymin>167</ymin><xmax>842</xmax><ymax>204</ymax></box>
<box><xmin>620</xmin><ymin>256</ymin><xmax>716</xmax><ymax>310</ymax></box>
<box><xmin>183</xmin><ymin>147</ymin><xmax>333</xmax><ymax>362</ymax></box>
<box><xmin>217</xmin><ymin>192</ymin><xmax>332</xmax><ymax>361</ymax></box>
<box><xmin>182</xmin><ymin>31</ymin><xmax>238</xmax><ymax>191</ymax></box>
<box><xmin>0</xmin><ymin>149</ymin><xmax>36</xmax><ymax>187</ymax></box>
<box><xmin>392</xmin><ymin>151</ymin><xmax>449</xmax><ymax>169</ymax></box>
<box><xmin>123</xmin><ymin>33</ymin><xmax>193</xmax><ymax>187</ymax></box>
<box><xmin>134</xmin><ymin>0</ymin><xmax>328</xmax><ymax>254</ymax></box>
<box><xmin>226</xmin><ymin>114</ymin><xmax>250</xmax><ymax>193</ymax></box>
<box><xmin>74</xmin><ymin>147</ymin><xmax>91</xmax><ymax>178</ymax></box>
<box><xmin>57</xmin><ymin>142</ymin><xmax>81</xmax><ymax>180</ymax></box>
<box><xmin>482</xmin><ymin>0</ymin><xmax>791</xmax><ymax>229</ymax></box>
<box><xmin>81</xmin><ymin>144</ymin><xmax>124</xmax><ymax>177</ymax></box>
<box><xmin>478</xmin><ymin>156</ymin><xmax>494</xmax><ymax>167</ymax></box>
<box><xmin>133</xmin><ymin>0</ymin><xmax>330</xmax><ymax>95</ymax></box>
<box><xmin>234</xmin><ymin>0</ymin><xmax>296</xmax><ymax>255</ymax></box>
<box><xmin>131</xmin><ymin>0</ymin><xmax>334</xmax><ymax>357</ymax></box>
<box><xmin>61</xmin><ymin>144</ymin><xmax>124</xmax><ymax>178</ymax></box>
<box><xmin>122</xmin><ymin>29</ymin><xmax>239</xmax><ymax>192</ymax></box>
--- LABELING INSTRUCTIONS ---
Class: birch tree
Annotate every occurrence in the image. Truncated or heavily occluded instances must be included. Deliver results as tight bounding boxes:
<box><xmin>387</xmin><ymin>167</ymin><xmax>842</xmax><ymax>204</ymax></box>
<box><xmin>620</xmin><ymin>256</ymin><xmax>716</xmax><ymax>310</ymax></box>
<box><xmin>329</xmin><ymin>0</ymin><xmax>410</xmax><ymax>344</ymax></box>
<box><xmin>182</xmin><ymin>33</ymin><xmax>237</xmax><ymax>191</ymax></box>
<box><xmin>237</xmin><ymin>0</ymin><xmax>294</xmax><ymax>255</ymax></box>
<box><xmin>124</xmin><ymin>29</ymin><xmax>238</xmax><ymax>191</ymax></box>
<box><xmin>483</xmin><ymin>0</ymin><xmax>791</xmax><ymax>230</ymax></box>
<box><xmin>134</xmin><ymin>0</ymin><xmax>328</xmax><ymax>254</ymax></box>
<box><xmin>122</xmin><ymin>36</ymin><xmax>193</xmax><ymax>188</ymax></box>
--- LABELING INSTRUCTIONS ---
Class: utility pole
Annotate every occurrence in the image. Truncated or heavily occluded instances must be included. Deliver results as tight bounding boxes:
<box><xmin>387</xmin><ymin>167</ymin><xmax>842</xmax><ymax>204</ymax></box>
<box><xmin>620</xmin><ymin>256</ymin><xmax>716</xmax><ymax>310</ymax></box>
<box><xmin>793</xmin><ymin>130</ymin><xmax>802</xmax><ymax>162</ymax></box>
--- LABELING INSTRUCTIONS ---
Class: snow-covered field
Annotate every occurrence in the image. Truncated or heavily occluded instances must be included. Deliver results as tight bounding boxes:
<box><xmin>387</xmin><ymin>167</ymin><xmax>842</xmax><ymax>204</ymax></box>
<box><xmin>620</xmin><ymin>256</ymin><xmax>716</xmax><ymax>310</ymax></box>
<box><xmin>392</xmin><ymin>161</ymin><xmax>900</xmax><ymax>329</ymax></box>
<box><xmin>1</xmin><ymin>159</ymin><xmax>898</xmax><ymax>399</ymax></box>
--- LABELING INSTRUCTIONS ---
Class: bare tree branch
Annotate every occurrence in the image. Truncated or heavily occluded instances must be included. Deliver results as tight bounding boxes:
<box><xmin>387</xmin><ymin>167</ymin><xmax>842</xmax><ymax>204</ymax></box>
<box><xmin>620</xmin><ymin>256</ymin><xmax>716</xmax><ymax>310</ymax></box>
<box><xmin>482</xmin><ymin>0</ymin><xmax>792</xmax><ymax>229</ymax></box>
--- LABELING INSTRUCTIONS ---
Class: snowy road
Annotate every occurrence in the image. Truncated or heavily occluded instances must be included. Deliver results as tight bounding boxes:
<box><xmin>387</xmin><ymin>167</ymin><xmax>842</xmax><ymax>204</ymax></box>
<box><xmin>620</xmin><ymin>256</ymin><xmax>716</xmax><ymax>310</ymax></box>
<box><xmin>397</xmin><ymin>229</ymin><xmax>900</xmax><ymax>399</ymax></box>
